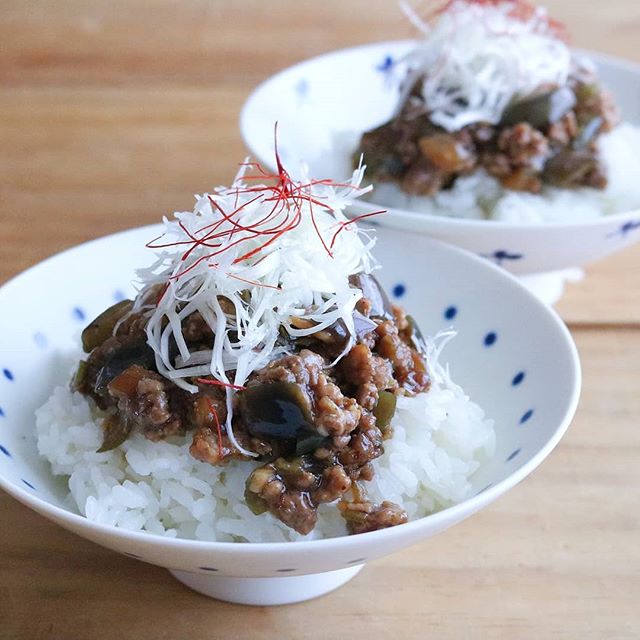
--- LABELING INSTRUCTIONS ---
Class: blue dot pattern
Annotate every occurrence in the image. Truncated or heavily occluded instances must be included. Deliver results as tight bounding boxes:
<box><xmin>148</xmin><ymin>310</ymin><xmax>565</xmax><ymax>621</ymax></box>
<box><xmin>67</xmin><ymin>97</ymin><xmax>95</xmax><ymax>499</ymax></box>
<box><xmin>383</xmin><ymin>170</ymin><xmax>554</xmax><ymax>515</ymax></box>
<box><xmin>476</xmin><ymin>483</ymin><xmax>493</xmax><ymax>495</ymax></box>
<box><xmin>608</xmin><ymin>220</ymin><xmax>640</xmax><ymax>238</ymax></box>
<box><xmin>34</xmin><ymin>332</ymin><xmax>48</xmax><ymax>349</ymax></box>
<box><xmin>392</xmin><ymin>283</ymin><xmax>406</xmax><ymax>298</ymax></box>
<box><xmin>520</xmin><ymin>409</ymin><xmax>534</xmax><ymax>424</ymax></box>
<box><xmin>484</xmin><ymin>332</ymin><xmax>497</xmax><ymax>346</ymax></box>
<box><xmin>507</xmin><ymin>448</ymin><xmax>521</xmax><ymax>462</ymax></box>
<box><xmin>0</xmin><ymin>285</ymin><xmax>537</xmax><ymax>526</ymax></box>
<box><xmin>376</xmin><ymin>55</ymin><xmax>394</xmax><ymax>72</ymax></box>
<box><xmin>294</xmin><ymin>78</ymin><xmax>309</xmax><ymax>98</ymax></box>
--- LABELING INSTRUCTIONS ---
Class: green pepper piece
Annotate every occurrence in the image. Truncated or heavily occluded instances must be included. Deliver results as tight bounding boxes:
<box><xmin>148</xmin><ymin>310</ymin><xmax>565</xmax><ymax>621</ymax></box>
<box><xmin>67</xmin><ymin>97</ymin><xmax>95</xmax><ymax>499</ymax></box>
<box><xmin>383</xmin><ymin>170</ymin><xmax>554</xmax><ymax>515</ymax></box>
<box><xmin>97</xmin><ymin>415</ymin><xmax>132</xmax><ymax>453</ymax></box>
<box><xmin>374</xmin><ymin>391</ymin><xmax>397</xmax><ymax>432</ymax></box>
<box><xmin>244</xmin><ymin>479</ymin><xmax>268</xmax><ymax>516</ymax></box>
<box><xmin>501</xmin><ymin>87</ymin><xmax>577</xmax><ymax>129</ymax></box>
<box><xmin>73</xmin><ymin>360</ymin><xmax>88</xmax><ymax>392</ymax></box>
<box><xmin>81</xmin><ymin>300</ymin><xmax>134</xmax><ymax>352</ymax></box>
<box><xmin>575</xmin><ymin>83</ymin><xmax>598</xmax><ymax>101</ymax></box>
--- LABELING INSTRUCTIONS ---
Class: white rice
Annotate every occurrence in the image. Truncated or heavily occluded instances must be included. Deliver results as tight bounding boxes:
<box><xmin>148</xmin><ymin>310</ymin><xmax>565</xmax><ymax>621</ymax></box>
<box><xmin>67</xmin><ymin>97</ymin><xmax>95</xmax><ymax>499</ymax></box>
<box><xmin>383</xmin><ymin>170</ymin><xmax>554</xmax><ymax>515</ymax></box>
<box><xmin>35</xmin><ymin>345</ymin><xmax>495</xmax><ymax>543</ymax></box>
<box><xmin>363</xmin><ymin>123</ymin><xmax>640</xmax><ymax>223</ymax></box>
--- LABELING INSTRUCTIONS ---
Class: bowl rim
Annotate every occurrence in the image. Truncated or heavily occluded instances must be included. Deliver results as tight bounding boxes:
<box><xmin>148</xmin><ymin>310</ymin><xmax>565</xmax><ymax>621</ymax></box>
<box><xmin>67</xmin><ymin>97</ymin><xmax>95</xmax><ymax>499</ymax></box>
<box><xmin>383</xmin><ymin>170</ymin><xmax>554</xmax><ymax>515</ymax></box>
<box><xmin>240</xmin><ymin>39</ymin><xmax>640</xmax><ymax>232</ymax></box>
<box><xmin>0</xmin><ymin>224</ymin><xmax>582</xmax><ymax>553</ymax></box>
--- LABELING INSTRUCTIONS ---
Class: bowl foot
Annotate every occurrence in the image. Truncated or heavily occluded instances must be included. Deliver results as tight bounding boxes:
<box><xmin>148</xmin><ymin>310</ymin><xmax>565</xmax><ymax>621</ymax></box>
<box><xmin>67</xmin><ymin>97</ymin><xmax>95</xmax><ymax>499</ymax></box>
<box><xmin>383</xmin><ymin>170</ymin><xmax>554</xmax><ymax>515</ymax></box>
<box><xmin>169</xmin><ymin>564</ymin><xmax>364</xmax><ymax>606</ymax></box>
<box><xmin>518</xmin><ymin>268</ymin><xmax>584</xmax><ymax>306</ymax></box>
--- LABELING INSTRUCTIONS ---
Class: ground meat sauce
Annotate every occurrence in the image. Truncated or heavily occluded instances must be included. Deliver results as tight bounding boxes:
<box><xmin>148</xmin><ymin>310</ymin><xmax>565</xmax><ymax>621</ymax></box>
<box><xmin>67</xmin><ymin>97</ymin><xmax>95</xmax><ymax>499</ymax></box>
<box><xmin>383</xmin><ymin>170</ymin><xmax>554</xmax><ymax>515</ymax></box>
<box><xmin>74</xmin><ymin>274</ymin><xmax>430</xmax><ymax>536</ymax></box>
<box><xmin>356</xmin><ymin>67</ymin><xmax>619</xmax><ymax>196</ymax></box>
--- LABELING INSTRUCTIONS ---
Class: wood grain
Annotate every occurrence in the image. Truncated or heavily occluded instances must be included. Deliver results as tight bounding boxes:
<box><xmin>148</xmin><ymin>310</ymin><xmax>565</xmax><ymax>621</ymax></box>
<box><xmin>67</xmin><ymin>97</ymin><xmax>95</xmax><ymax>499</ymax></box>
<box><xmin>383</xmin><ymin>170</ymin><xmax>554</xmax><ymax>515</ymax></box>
<box><xmin>1</xmin><ymin>0</ymin><xmax>639</xmax><ymax>89</ymax></box>
<box><xmin>1</xmin><ymin>86</ymin><xmax>638</xmax><ymax>324</ymax></box>
<box><xmin>1</xmin><ymin>1</ymin><xmax>639</xmax><ymax>638</ymax></box>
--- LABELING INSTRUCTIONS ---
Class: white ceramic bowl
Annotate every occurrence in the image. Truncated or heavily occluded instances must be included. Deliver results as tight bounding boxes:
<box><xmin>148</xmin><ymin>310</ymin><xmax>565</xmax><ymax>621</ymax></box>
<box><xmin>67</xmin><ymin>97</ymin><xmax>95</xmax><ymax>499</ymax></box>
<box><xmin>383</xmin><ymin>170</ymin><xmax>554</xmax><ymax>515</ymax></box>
<box><xmin>240</xmin><ymin>41</ymin><xmax>640</xmax><ymax>302</ymax></box>
<box><xmin>0</xmin><ymin>225</ymin><xmax>580</xmax><ymax>605</ymax></box>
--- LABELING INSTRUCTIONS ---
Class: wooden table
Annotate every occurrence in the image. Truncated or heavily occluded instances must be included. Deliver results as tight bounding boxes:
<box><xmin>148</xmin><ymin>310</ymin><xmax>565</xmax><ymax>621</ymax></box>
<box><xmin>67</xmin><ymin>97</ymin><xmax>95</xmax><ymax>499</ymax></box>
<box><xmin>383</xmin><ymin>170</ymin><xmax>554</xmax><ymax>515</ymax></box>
<box><xmin>1</xmin><ymin>1</ymin><xmax>639</xmax><ymax>637</ymax></box>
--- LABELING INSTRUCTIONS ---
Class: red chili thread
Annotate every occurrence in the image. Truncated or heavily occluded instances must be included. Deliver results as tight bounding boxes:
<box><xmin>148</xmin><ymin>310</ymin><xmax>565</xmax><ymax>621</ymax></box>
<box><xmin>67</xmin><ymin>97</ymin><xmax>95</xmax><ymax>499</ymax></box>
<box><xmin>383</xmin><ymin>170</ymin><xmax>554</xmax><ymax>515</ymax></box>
<box><xmin>329</xmin><ymin>210</ymin><xmax>386</xmax><ymax>249</ymax></box>
<box><xmin>422</xmin><ymin>0</ymin><xmax>567</xmax><ymax>39</ymax></box>
<box><xmin>205</xmin><ymin>396</ymin><xmax>224</xmax><ymax>453</ymax></box>
<box><xmin>198</xmin><ymin>378</ymin><xmax>246</xmax><ymax>391</ymax></box>
<box><xmin>148</xmin><ymin>123</ymin><xmax>385</xmax><ymax>302</ymax></box>
<box><xmin>156</xmin><ymin>282</ymin><xmax>170</xmax><ymax>304</ymax></box>
<box><xmin>226</xmin><ymin>273</ymin><xmax>281</xmax><ymax>291</ymax></box>
<box><xmin>207</xmin><ymin>193</ymin><xmax>291</xmax><ymax>238</ymax></box>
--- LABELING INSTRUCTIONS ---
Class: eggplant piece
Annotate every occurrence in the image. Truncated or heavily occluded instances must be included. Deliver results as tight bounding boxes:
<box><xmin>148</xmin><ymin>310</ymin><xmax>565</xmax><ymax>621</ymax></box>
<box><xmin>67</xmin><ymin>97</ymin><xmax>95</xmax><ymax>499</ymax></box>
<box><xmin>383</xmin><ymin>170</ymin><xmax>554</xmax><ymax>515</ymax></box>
<box><xmin>240</xmin><ymin>383</ymin><xmax>330</xmax><ymax>455</ymax></box>
<box><xmin>239</xmin><ymin>382</ymin><xmax>314</xmax><ymax>441</ymax></box>
<box><xmin>106</xmin><ymin>364</ymin><xmax>148</xmax><ymax>398</ymax></box>
<box><xmin>373</xmin><ymin>391</ymin><xmax>397</xmax><ymax>432</ymax></box>
<box><xmin>377</xmin><ymin>155</ymin><xmax>405</xmax><ymax>178</ymax></box>
<box><xmin>355</xmin><ymin>150</ymin><xmax>404</xmax><ymax>178</ymax></box>
<box><xmin>97</xmin><ymin>414</ymin><xmax>132</xmax><ymax>452</ymax></box>
<box><xmin>543</xmin><ymin>149</ymin><xmax>599</xmax><ymax>187</ymax></box>
<box><xmin>404</xmin><ymin>314</ymin><xmax>428</xmax><ymax>354</ymax></box>
<box><xmin>406</xmin><ymin>315</ymin><xmax>425</xmax><ymax>344</ymax></box>
<box><xmin>290</xmin><ymin>316</ymin><xmax>354</xmax><ymax>359</ymax></box>
<box><xmin>287</xmin><ymin>274</ymin><xmax>390</xmax><ymax>351</ymax></box>
<box><xmin>349</xmin><ymin>273</ymin><xmax>393</xmax><ymax>319</ymax></box>
<box><xmin>356</xmin><ymin>122</ymin><xmax>406</xmax><ymax>179</ymax></box>
<box><xmin>81</xmin><ymin>300</ymin><xmax>134</xmax><ymax>352</ymax></box>
<box><xmin>501</xmin><ymin>87</ymin><xmax>576</xmax><ymax>129</ymax></box>
<box><xmin>302</xmin><ymin>318</ymin><xmax>350</xmax><ymax>354</ymax></box>
<box><xmin>295</xmin><ymin>432</ymin><xmax>329</xmax><ymax>456</ymax></box>
<box><xmin>314</xmin><ymin>319</ymin><xmax>350</xmax><ymax>347</ymax></box>
<box><xmin>93</xmin><ymin>342</ymin><xmax>156</xmax><ymax>394</ymax></box>
<box><xmin>353</xmin><ymin>310</ymin><xmax>377</xmax><ymax>340</ymax></box>
<box><xmin>290</xmin><ymin>311</ymin><xmax>377</xmax><ymax>355</ymax></box>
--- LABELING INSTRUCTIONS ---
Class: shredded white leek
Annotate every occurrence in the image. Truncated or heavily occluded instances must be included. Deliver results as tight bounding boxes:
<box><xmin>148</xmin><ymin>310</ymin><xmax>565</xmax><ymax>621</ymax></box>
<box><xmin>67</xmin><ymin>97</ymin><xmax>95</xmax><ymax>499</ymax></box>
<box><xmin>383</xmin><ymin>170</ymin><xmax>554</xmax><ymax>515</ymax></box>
<box><xmin>134</xmin><ymin>163</ymin><xmax>377</xmax><ymax>455</ymax></box>
<box><xmin>400</xmin><ymin>0</ymin><xmax>571</xmax><ymax>131</ymax></box>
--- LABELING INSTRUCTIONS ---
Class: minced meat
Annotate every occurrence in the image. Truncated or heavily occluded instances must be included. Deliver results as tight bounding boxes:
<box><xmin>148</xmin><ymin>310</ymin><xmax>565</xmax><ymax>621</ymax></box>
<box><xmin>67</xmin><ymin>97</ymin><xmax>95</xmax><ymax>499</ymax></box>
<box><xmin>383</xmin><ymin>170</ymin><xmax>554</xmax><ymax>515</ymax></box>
<box><xmin>75</xmin><ymin>274</ymin><xmax>426</xmax><ymax>536</ymax></box>
<box><xmin>356</xmin><ymin>69</ymin><xmax>619</xmax><ymax>195</ymax></box>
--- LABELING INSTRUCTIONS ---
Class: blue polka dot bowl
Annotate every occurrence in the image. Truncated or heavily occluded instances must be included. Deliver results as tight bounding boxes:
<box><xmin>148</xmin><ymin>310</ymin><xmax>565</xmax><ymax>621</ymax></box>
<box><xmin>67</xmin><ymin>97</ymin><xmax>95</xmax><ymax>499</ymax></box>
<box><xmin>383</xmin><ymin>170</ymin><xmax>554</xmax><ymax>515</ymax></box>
<box><xmin>240</xmin><ymin>41</ymin><xmax>640</xmax><ymax>304</ymax></box>
<box><xmin>0</xmin><ymin>225</ymin><xmax>580</xmax><ymax>605</ymax></box>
